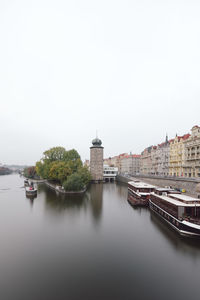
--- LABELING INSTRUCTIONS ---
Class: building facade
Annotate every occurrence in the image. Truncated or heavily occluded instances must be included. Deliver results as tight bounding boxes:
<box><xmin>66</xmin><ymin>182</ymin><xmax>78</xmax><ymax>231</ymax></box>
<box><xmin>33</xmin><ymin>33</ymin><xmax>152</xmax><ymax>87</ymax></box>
<box><xmin>140</xmin><ymin>136</ymin><xmax>170</xmax><ymax>176</ymax></box>
<box><xmin>140</xmin><ymin>146</ymin><xmax>153</xmax><ymax>175</ymax></box>
<box><xmin>183</xmin><ymin>125</ymin><xmax>200</xmax><ymax>177</ymax></box>
<box><xmin>119</xmin><ymin>154</ymin><xmax>141</xmax><ymax>174</ymax></box>
<box><xmin>103</xmin><ymin>165</ymin><xmax>118</xmax><ymax>181</ymax></box>
<box><xmin>169</xmin><ymin>134</ymin><xmax>190</xmax><ymax>177</ymax></box>
<box><xmin>90</xmin><ymin>137</ymin><xmax>104</xmax><ymax>182</ymax></box>
<box><xmin>156</xmin><ymin>137</ymin><xmax>170</xmax><ymax>176</ymax></box>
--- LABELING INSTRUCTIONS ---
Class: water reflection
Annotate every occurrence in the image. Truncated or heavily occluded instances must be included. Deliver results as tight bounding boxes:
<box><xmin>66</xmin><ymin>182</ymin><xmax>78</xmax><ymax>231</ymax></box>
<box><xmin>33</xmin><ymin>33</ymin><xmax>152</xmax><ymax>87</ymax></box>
<box><xmin>150</xmin><ymin>210</ymin><xmax>200</xmax><ymax>255</ymax></box>
<box><xmin>1</xmin><ymin>175</ymin><xmax>200</xmax><ymax>300</ymax></box>
<box><xmin>26</xmin><ymin>194</ymin><xmax>37</xmax><ymax>207</ymax></box>
<box><xmin>38</xmin><ymin>183</ymin><xmax>103</xmax><ymax>224</ymax></box>
<box><xmin>87</xmin><ymin>183</ymin><xmax>103</xmax><ymax>224</ymax></box>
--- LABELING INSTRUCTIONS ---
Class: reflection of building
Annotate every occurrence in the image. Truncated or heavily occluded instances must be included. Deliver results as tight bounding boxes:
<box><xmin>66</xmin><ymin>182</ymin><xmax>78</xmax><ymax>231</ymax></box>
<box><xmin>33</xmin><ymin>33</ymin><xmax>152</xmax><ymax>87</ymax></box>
<box><xmin>103</xmin><ymin>165</ymin><xmax>118</xmax><ymax>181</ymax></box>
<box><xmin>90</xmin><ymin>137</ymin><xmax>104</xmax><ymax>182</ymax></box>
<box><xmin>89</xmin><ymin>183</ymin><xmax>103</xmax><ymax>223</ymax></box>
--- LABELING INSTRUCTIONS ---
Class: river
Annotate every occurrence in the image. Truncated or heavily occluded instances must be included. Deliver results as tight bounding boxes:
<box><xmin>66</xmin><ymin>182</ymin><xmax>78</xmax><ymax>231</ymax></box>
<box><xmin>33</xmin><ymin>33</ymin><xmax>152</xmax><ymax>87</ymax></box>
<box><xmin>0</xmin><ymin>174</ymin><xmax>200</xmax><ymax>300</ymax></box>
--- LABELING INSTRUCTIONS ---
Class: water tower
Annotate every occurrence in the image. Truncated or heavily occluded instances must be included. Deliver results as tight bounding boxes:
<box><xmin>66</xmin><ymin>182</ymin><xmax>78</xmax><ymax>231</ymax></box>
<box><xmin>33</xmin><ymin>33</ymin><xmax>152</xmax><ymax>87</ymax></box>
<box><xmin>90</xmin><ymin>136</ymin><xmax>104</xmax><ymax>182</ymax></box>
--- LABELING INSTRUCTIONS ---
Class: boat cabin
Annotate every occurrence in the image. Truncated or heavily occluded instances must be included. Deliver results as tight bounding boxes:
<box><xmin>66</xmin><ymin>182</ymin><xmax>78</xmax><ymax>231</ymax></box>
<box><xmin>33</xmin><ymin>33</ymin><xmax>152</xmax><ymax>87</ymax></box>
<box><xmin>128</xmin><ymin>181</ymin><xmax>155</xmax><ymax>193</ymax></box>
<box><xmin>150</xmin><ymin>189</ymin><xmax>200</xmax><ymax>223</ymax></box>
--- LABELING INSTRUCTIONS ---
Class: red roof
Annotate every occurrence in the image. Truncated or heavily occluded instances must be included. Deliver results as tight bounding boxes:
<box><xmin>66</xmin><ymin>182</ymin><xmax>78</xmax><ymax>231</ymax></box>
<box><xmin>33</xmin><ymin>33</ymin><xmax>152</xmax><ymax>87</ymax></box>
<box><xmin>192</xmin><ymin>125</ymin><xmax>200</xmax><ymax>129</ymax></box>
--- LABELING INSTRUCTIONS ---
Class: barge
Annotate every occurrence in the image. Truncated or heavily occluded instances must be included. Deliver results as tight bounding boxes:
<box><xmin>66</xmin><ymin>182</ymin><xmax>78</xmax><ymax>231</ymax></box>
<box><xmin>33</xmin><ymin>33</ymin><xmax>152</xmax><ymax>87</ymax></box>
<box><xmin>149</xmin><ymin>188</ymin><xmax>200</xmax><ymax>237</ymax></box>
<box><xmin>128</xmin><ymin>181</ymin><xmax>155</xmax><ymax>207</ymax></box>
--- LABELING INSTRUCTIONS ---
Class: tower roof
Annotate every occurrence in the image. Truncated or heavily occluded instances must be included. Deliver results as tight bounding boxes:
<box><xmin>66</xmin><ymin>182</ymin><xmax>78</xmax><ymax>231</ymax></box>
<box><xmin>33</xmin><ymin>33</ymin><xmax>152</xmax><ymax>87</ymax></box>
<box><xmin>92</xmin><ymin>137</ymin><xmax>102</xmax><ymax>147</ymax></box>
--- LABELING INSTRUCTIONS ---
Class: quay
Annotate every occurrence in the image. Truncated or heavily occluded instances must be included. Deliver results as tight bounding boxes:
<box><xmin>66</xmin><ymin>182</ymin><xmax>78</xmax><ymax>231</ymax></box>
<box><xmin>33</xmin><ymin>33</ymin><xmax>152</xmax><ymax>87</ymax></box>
<box><xmin>117</xmin><ymin>174</ymin><xmax>200</xmax><ymax>198</ymax></box>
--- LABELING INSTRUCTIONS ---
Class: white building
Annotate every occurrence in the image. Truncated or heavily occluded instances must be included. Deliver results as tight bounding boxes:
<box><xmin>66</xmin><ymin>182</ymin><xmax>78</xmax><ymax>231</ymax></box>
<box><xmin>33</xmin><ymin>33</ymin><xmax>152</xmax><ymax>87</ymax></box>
<box><xmin>103</xmin><ymin>165</ymin><xmax>118</xmax><ymax>182</ymax></box>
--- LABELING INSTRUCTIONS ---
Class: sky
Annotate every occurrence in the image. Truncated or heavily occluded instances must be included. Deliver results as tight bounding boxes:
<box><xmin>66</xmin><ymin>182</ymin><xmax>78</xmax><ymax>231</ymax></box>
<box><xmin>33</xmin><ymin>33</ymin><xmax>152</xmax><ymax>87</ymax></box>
<box><xmin>0</xmin><ymin>0</ymin><xmax>200</xmax><ymax>165</ymax></box>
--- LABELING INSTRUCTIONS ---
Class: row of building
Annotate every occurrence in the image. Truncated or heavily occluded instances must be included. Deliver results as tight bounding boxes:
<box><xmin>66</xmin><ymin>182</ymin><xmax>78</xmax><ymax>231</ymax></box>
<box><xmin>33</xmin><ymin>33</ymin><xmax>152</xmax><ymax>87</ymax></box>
<box><xmin>103</xmin><ymin>125</ymin><xmax>200</xmax><ymax>178</ymax></box>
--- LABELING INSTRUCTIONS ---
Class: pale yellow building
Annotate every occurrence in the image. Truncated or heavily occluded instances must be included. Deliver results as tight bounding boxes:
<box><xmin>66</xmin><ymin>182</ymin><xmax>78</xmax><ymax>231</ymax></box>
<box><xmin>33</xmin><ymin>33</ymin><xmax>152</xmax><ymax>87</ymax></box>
<box><xmin>169</xmin><ymin>134</ymin><xmax>190</xmax><ymax>177</ymax></box>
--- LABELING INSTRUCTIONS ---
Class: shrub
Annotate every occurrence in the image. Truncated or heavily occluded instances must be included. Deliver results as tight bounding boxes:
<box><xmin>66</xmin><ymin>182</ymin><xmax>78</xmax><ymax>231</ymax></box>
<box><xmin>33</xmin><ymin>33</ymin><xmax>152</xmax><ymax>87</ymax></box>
<box><xmin>63</xmin><ymin>173</ymin><xmax>85</xmax><ymax>191</ymax></box>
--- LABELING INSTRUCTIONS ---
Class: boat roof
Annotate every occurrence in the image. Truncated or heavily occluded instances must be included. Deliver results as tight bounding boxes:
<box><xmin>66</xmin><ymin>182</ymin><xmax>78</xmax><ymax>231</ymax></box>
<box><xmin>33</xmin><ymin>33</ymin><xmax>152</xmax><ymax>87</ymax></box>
<box><xmin>151</xmin><ymin>192</ymin><xmax>200</xmax><ymax>207</ymax></box>
<box><xmin>128</xmin><ymin>181</ymin><xmax>155</xmax><ymax>189</ymax></box>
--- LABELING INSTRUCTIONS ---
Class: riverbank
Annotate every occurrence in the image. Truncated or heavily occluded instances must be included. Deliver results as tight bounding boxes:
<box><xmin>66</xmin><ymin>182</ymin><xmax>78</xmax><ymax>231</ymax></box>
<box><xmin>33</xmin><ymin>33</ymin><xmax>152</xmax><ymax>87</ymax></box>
<box><xmin>45</xmin><ymin>181</ymin><xmax>86</xmax><ymax>194</ymax></box>
<box><xmin>116</xmin><ymin>174</ymin><xmax>200</xmax><ymax>197</ymax></box>
<box><xmin>24</xmin><ymin>178</ymin><xmax>47</xmax><ymax>183</ymax></box>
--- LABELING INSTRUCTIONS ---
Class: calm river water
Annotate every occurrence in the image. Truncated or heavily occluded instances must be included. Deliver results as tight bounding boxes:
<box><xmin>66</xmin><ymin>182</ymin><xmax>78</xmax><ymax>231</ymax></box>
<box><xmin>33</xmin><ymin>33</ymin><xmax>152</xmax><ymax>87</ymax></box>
<box><xmin>0</xmin><ymin>174</ymin><xmax>200</xmax><ymax>300</ymax></box>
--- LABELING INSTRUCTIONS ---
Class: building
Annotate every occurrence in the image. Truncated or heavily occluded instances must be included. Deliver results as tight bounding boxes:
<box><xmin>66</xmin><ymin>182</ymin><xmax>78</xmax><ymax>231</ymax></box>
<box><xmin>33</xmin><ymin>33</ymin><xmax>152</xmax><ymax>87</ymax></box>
<box><xmin>103</xmin><ymin>165</ymin><xmax>118</xmax><ymax>181</ymax></box>
<box><xmin>156</xmin><ymin>136</ymin><xmax>170</xmax><ymax>176</ymax></box>
<box><xmin>169</xmin><ymin>133</ymin><xmax>190</xmax><ymax>177</ymax></box>
<box><xmin>84</xmin><ymin>160</ymin><xmax>90</xmax><ymax>168</ymax></box>
<box><xmin>183</xmin><ymin>125</ymin><xmax>200</xmax><ymax>177</ymax></box>
<box><xmin>140</xmin><ymin>146</ymin><xmax>153</xmax><ymax>175</ymax></box>
<box><xmin>90</xmin><ymin>137</ymin><xmax>104</xmax><ymax>182</ymax></box>
<box><xmin>140</xmin><ymin>135</ymin><xmax>170</xmax><ymax>176</ymax></box>
<box><xmin>120</xmin><ymin>154</ymin><xmax>141</xmax><ymax>174</ymax></box>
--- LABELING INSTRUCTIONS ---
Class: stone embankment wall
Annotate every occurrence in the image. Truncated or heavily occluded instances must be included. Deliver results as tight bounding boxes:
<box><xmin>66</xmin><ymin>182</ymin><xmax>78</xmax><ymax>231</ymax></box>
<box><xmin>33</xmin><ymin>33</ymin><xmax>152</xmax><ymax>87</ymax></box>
<box><xmin>116</xmin><ymin>175</ymin><xmax>200</xmax><ymax>198</ymax></box>
<box><xmin>45</xmin><ymin>181</ymin><xmax>86</xmax><ymax>194</ymax></box>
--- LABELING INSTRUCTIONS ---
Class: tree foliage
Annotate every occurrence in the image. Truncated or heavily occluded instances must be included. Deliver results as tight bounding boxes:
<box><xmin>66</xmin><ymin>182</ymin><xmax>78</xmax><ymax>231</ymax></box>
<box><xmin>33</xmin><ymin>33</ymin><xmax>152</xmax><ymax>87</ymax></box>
<box><xmin>43</xmin><ymin>147</ymin><xmax>66</xmax><ymax>162</ymax></box>
<box><xmin>35</xmin><ymin>147</ymin><xmax>91</xmax><ymax>191</ymax></box>
<box><xmin>63</xmin><ymin>173</ymin><xmax>85</xmax><ymax>191</ymax></box>
<box><xmin>24</xmin><ymin>166</ymin><xmax>37</xmax><ymax>179</ymax></box>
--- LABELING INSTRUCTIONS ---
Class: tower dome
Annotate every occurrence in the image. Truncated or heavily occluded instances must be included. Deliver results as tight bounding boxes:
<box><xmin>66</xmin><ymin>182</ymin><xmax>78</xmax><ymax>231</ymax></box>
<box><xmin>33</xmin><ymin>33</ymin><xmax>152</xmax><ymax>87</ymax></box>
<box><xmin>92</xmin><ymin>137</ymin><xmax>102</xmax><ymax>147</ymax></box>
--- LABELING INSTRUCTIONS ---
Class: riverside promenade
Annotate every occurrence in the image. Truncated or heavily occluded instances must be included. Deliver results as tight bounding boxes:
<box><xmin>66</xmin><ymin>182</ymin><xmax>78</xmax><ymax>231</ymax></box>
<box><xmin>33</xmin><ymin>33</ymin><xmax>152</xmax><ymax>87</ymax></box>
<box><xmin>117</xmin><ymin>174</ymin><xmax>200</xmax><ymax>198</ymax></box>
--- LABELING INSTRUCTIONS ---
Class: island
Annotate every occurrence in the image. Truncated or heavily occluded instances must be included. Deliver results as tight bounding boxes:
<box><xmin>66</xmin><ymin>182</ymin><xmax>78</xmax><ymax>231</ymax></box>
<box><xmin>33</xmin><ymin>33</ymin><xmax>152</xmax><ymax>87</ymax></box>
<box><xmin>34</xmin><ymin>147</ymin><xmax>91</xmax><ymax>193</ymax></box>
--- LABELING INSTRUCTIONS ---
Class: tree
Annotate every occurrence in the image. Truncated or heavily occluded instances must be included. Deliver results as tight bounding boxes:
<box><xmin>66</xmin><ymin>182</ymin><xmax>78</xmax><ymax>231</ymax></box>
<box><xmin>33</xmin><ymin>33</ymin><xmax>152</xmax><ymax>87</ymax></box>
<box><xmin>48</xmin><ymin>161</ymin><xmax>72</xmax><ymax>183</ymax></box>
<box><xmin>63</xmin><ymin>149</ymin><xmax>81</xmax><ymax>162</ymax></box>
<box><xmin>77</xmin><ymin>166</ymin><xmax>91</xmax><ymax>185</ymax></box>
<box><xmin>63</xmin><ymin>173</ymin><xmax>85</xmax><ymax>191</ymax></box>
<box><xmin>43</xmin><ymin>147</ymin><xmax>66</xmax><ymax>162</ymax></box>
<box><xmin>35</xmin><ymin>146</ymin><xmax>92</xmax><ymax>191</ymax></box>
<box><xmin>36</xmin><ymin>160</ymin><xmax>51</xmax><ymax>179</ymax></box>
<box><xmin>24</xmin><ymin>166</ymin><xmax>37</xmax><ymax>178</ymax></box>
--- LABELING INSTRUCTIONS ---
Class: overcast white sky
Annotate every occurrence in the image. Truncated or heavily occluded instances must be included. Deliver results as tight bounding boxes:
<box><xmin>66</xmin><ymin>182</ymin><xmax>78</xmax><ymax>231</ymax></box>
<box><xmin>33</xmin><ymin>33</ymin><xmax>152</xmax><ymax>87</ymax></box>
<box><xmin>0</xmin><ymin>0</ymin><xmax>200</xmax><ymax>165</ymax></box>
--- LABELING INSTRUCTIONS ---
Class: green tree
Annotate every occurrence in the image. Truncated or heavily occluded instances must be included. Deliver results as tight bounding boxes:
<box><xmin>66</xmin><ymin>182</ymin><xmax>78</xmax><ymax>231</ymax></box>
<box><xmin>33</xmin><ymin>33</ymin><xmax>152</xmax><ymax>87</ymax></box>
<box><xmin>35</xmin><ymin>146</ymin><xmax>91</xmax><ymax>191</ymax></box>
<box><xmin>43</xmin><ymin>147</ymin><xmax>66</xmax><ymax>162</ymax></box>
<box><xmin>49</xmin><ymin>161</ymin><xmax>72</xmax><ymax>183</ymax></box>
<box><xmin>63</xmin><ymin>173</ymin><xmax>85</xmax><ymax>191</ymax></box>
<box><xmin>63</xmin><ymin>149</ymin><xmax>81</xmax><ymax>162</ymax></box>
<box><xmin>77</xmin><ymin>166</ymin><xmax>91</xmax><ymax>185</ymax></box>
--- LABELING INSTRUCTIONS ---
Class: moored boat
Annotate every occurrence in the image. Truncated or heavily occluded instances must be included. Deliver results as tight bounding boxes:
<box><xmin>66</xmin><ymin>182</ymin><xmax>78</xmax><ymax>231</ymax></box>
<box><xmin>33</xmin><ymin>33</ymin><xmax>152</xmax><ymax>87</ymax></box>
<box><xmin>25</xmin><ymin>185</ymin><xmax>37</xmax><ymax>196</ymax></box>
<box><xmin>24</xmin><ymin>179</ymin><xmax>29</xmax><ymax>186</ymax></box>
<box><xmin>128</xmin><ymin>181</ymin><xmax>155</xmax><ymax>207</ymax></box>
<box><xmin>149</xmin><ymin>188</ymin><xmax>200</xmax><ymax>237</ymax></box>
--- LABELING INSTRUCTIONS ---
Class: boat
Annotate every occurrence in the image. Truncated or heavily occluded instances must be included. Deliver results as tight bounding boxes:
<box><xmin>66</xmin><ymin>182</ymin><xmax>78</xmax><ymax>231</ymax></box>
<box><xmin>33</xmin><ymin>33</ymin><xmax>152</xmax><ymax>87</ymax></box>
<box><xmin>149</xmin><ymin>188</ymin><xmax>200</xmax><ymax>237</ymax></box>
<box><xmin>24</xmin><ymin>179</ymin><xmax>29</xmax><ymax>186</ymax></box>
<box><xmin>25</xmin><ymin>184</ymin><xmax>37</xmax><ymax>196</ymax></box>
<box><xmin>127</xmin><ymin>181</ymin><xmax>155</xmax><ymax>207</ymax></box>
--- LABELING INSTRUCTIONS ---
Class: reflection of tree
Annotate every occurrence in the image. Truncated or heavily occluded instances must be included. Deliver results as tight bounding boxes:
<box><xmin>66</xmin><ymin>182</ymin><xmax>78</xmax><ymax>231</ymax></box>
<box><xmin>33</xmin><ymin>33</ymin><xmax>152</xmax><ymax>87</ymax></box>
<box><xmin>37</xmin><ymin>183</ymin><xmax>103</xmax><ymax>225</ymax></box>
<box><xmin>89</xmin><ymin>184</ymin><xmax>103</xmax><ymax>223</ymax></box>
<box><xmin>39</xmin><ymin>184</ymin><xmax>85</xmax><ymax>213</ymax></box>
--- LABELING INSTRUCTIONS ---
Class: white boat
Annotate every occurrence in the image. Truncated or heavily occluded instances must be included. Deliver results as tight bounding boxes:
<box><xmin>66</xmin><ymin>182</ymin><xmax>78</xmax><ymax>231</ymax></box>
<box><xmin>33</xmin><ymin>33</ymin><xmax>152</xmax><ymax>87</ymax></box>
<box><xmin>25</xmin><ymin>185</ymin><xmax>37</xmax><ymax>196</ymax></box>
<box><xmin>127</xmin><ymin>181</ymin><xmax>155</xmax><ymax>206</ymax></box>
<box><xmin>24</xmin><ymin>179</ymin><xmax>29</xmax><ymax>186</ymax></box>
<box><xmin>150</xmin><ymin>188</ymin><xmax>200</xmax><ymax>237</ymax></box>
